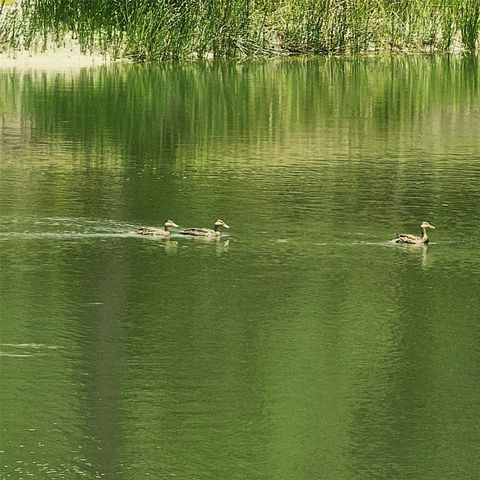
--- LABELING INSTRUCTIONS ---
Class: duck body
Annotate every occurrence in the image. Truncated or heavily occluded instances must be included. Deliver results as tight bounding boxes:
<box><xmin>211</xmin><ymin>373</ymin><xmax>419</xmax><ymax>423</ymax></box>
<box><xmin>179</xmin><ymin>219</ymin><xmax>229</xmax><ymax>237</ymax></box>
<box><xmin>136</xmin><ymin>226</ymin><xmax>171</xmax><ymax>236</ymax></box>
<box><xmin>393</xmin><ymin>221</ymin><xmax>435</xmax><ymax>244</ymax></box>
<box><xmin>179</xmin><ymin>227</ymin><xmax>221</xmax><ymax>237</ymax></box>
<box><xmin>135</xmin><ymin>219</ymin><xmax>178</xmax><ymax>237</ymax></box>
<box><xmin>394</xmin><ymin>233</ymin><xmax>428</xmax><ymax>244</ymax></box>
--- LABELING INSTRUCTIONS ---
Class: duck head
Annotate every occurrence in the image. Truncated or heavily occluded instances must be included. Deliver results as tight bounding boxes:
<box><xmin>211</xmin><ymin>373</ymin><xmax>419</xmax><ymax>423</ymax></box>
<box><xmin>164</xmin><ymin>219</ymin><xmax>179</xmax><ymax>229</ymax></box>
<box><xmin>214</xmin><ymin>219</ymin><xmax>230</xmax><ymax>229</ymax></box>
<box><xmin>421</xmin><ymin>221</ymin><xmax>435</xmax><ymax>229</ymax></box>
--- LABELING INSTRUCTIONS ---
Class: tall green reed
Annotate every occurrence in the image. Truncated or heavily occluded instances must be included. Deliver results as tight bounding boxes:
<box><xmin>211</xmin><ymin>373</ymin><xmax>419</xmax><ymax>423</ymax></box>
<box><xmin>1</xmin><ymin>0</ymin><xmax>478</xmax><ymax>58</ymax></box>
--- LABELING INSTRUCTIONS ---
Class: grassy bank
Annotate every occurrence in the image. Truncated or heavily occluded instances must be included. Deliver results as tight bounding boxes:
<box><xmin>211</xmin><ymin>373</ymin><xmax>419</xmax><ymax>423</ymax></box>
<box><xmin>1</xmin><ymin>0</ymin><xmax>479</xmax><ymax>60</ymax></box>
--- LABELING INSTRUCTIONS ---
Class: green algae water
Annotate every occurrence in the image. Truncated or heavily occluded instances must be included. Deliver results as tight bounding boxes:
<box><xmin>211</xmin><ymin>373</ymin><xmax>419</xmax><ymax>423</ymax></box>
<box><xmin>1</xmin><ymin>56</ymin><xmax>479</xmax><ymax>479</ymax></box>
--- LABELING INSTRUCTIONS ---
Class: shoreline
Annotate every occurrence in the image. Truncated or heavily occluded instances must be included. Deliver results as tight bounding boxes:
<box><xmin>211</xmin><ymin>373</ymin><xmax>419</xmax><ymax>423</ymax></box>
<box><xmin>0</xmin><ymin>45</ymin><xmax>124</xmax><ymax>70</ymax></box>
<box><xmin>0</xmin><ymin>46</ymin><xmax>471</xmax><ymax>71</ymax></box>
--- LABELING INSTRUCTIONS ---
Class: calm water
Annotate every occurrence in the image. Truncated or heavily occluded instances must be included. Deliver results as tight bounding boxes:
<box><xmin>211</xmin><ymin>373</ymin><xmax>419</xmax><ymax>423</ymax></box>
<box><xmin>1</xmin><ymin>56</ymin><xmax>479</xmax><ymax>479</ymax></box>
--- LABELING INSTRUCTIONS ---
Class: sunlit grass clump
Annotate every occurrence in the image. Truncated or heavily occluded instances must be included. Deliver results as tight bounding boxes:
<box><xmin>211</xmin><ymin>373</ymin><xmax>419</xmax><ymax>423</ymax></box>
<box><xmin>1</xmin><ymin>0</ymin><xmax>479</xmax><ymax>59</ymax></box>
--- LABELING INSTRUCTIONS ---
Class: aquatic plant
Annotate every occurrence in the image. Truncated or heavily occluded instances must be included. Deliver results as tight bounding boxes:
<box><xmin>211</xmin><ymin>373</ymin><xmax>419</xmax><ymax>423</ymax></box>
<box><xmin>0</xmin><ymin>0</ymin><xmax>479</xmax><ymax>59</ymax></box>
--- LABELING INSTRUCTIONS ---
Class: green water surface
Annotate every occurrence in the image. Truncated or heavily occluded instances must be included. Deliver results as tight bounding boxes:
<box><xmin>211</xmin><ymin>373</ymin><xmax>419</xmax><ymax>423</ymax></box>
<box><xmin>1</xmin><ymin>56</ymin><xmax>479</xmax><ymax>480</ymax></box>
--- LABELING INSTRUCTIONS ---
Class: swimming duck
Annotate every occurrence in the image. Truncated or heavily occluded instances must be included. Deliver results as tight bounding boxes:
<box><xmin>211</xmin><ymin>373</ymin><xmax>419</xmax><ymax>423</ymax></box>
<box><xmin>179</xmin><ymin>219</ymin><xmax>230</xmax><ymax>237</ymax></box>
<box><xmin>135</xmin><ymin>219</ymin><xmax>178</xmax><ymax>237</ymax></box>
<box><xmin>393</xmin><ymin>221</ymin><xmax>436</xmax><ymax>244</ymax></box>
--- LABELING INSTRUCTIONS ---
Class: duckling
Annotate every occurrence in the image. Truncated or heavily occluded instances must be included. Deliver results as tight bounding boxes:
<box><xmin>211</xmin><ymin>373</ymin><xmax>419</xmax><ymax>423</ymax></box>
<box><xmin>135</xmin><ymin>219</ymin><xmax>178</xmax><ymax>237</ymax></box>
<box><xmin>393</xmin><ymin>221</ymin><xmax>436</xmax><ymax>244</ymax></box>
<box><xmin>179</xmin><ymin>219</ymin><xmax>230</xmax><ymax>237</ymax></box>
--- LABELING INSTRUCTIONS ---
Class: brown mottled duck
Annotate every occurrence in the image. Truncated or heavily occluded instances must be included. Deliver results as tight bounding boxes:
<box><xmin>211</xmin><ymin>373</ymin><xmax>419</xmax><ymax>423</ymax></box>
<box><xmin>179</xmin><ymin>219</ymin><xmax>230</xmax><ymax>237</ymax></box>
<box><xmin>135</xmin><ymin>219</ymin><xmax>178</xmax><ymax>237</ymax></box>
<box><xmin>393</xmin><ymin>221</ymin><xmax>436</xmax><ymax>244</ymax></box>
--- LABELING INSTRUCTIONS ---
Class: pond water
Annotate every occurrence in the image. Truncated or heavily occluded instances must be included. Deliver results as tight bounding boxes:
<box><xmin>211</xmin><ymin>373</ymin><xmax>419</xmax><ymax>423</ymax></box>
<box><xmin>1</xmin><ymin>56</ymin><xmax>479</xmax><ymax>480</ymax></box>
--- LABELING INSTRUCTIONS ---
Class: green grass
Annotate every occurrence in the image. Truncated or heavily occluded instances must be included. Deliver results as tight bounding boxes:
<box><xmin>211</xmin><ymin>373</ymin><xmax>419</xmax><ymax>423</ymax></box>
<box><xmin>1</xmin><ymin>0</ymin><xmax>479</xmax><ymax>59</ymax></box>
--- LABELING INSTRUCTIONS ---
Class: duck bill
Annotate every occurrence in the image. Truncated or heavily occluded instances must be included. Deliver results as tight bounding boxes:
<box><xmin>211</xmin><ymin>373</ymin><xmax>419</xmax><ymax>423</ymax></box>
<box><xmin>223</xmin><ymin>224</ymin><xmax>230</xmax><ymax>229</ymax></box>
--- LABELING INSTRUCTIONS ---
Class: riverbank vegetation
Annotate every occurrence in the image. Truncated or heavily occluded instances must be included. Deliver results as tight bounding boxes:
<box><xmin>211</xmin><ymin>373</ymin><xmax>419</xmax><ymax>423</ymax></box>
<box><xmin>1</xmin><ymin>0</ymin><xmax>479</xmax><ymax>60</ymax></box>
